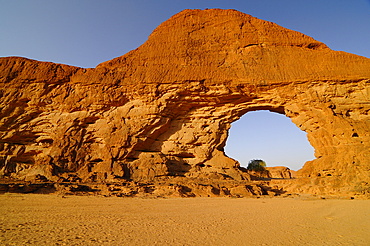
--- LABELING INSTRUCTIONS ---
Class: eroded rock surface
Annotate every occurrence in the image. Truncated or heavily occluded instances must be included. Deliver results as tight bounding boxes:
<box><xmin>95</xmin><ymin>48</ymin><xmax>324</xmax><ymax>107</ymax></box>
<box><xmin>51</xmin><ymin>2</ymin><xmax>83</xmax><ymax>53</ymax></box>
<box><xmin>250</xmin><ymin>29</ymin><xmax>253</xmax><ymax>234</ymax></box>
<box><xmin>1</xmin><ymin>9</ymin><xmax>370</xmax><ymax>197</ymax></box>
<box><xmin>266</xmin><ymin>167</ymin><xmax>294</xmax><ymax>179</ymax></box>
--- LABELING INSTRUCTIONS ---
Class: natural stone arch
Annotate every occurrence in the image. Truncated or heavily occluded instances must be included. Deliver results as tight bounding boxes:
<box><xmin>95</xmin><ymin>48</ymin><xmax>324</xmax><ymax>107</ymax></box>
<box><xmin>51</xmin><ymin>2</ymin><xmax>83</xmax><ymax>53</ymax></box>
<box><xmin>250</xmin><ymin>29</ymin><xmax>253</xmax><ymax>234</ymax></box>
<box><xmin>118</xmin><ymin>76</ymin><xmax>369</xmax><ymax>194</ymax></box>
<box><xmin>1</xmin><ymin>9</ymin><xmax>369</xmax><ymax>196</ymax></box>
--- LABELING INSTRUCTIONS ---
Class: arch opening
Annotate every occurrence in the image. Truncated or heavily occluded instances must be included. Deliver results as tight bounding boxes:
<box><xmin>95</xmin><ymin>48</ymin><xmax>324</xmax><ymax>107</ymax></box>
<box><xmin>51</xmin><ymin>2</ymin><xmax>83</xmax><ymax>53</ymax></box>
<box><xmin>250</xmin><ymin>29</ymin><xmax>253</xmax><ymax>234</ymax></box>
<box><xmin>225</xmin><ymin>110</ymin><xmax>315</xmax><ymax>171</ymax></box>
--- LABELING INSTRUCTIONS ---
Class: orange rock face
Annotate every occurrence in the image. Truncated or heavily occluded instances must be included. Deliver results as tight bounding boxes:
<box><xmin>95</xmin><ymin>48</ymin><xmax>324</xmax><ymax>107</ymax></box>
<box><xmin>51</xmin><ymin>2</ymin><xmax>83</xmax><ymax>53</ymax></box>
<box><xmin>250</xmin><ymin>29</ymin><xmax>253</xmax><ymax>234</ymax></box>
<box><xmin>1</xmin><ymin>9</ymin><xmax>369</xmax><ymax>197</ymax></box>
<box><xmin>266</xmin><ymin>167</ymin><xmax>293</xmax><ymax>179</ymax></box>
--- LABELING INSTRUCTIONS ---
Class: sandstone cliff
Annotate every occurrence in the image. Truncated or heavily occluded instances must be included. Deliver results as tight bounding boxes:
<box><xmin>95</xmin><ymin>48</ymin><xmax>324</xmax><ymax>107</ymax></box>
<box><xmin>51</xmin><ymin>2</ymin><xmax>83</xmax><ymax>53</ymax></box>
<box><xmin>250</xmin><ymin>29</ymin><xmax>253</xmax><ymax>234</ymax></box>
<box><xmin>1</xmin><ymin>9</ymin><xmax>370</xmax><ymax>197</ymax></box>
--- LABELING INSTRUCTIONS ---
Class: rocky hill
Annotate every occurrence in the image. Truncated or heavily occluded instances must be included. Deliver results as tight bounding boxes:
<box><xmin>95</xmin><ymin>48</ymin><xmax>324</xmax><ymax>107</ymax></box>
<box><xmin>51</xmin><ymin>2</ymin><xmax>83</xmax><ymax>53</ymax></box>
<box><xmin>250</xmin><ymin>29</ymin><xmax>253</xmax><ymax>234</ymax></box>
<box><xmin>1</xmin><ymin>9</ymin><xmax>369</xmax><ymax>198</ymax></box>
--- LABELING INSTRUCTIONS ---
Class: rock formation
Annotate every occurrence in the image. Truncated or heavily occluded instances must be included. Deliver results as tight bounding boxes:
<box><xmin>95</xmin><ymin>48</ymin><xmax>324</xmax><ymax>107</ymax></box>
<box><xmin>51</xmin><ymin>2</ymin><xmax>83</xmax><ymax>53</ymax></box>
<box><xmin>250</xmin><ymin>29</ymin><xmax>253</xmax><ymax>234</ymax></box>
<box><xmin>266</xmin><ymin>167</ymin><xmax>294</xmax><ymax>179</ymax></box>
<box><xmin>1</xmin><ymin>9</ymin><xmax>370</xmax><ymax>197</ymax></box>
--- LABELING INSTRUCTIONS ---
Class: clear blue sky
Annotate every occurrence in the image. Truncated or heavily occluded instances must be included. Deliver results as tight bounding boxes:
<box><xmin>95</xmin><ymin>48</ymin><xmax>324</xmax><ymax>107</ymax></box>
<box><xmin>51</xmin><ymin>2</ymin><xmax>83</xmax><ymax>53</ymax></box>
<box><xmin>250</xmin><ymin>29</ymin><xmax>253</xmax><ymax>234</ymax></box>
<box><xmin>1</xmin><ymin>0</ymin><xmax>369</xmax><ymax>170</ymax></box>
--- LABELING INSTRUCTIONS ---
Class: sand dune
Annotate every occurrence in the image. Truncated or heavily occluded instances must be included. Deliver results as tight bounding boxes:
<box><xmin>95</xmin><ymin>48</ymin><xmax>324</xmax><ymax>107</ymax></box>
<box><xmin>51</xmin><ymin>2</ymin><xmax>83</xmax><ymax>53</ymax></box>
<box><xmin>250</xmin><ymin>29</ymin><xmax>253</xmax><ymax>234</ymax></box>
<box><xmin>0</xmin><ymin>194</ymin><xmax>369</xmax><ymax>245</ymax></box>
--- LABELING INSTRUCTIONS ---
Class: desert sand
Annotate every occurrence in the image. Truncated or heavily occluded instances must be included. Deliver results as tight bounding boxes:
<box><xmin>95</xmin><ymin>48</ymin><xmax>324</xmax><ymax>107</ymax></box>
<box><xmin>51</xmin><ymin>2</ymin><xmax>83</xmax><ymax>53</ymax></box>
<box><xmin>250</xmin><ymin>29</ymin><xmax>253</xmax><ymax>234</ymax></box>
<box><xmin>0</xmin><ymin>194</ymin><xmax>369</xmax><ymax>245</ymax></box>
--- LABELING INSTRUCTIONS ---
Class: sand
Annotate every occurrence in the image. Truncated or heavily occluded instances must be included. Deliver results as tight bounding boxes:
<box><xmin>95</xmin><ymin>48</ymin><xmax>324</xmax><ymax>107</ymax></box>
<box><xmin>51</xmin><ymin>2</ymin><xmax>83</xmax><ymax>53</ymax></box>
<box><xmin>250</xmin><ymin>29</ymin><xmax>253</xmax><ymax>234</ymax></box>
<box><xmin>0</xmin><ymin>194</ymin><xmax>369</xmax><ymax>246</ymax></box>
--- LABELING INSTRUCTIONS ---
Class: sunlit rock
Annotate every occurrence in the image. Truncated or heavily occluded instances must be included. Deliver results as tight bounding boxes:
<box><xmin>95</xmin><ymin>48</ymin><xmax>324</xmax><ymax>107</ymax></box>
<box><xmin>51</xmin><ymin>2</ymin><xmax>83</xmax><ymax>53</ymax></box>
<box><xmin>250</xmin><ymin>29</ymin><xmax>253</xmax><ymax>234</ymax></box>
<box><xmin>1</xmin><ymin>9</ymin><xmax>369</xmax><ymax>197</ymax></box>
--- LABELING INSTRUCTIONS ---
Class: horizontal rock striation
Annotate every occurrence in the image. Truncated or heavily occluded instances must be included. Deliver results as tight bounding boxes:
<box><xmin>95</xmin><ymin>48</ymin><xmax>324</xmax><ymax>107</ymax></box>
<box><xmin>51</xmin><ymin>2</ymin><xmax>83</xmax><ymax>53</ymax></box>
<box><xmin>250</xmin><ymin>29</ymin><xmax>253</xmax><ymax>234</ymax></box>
<box><xmin>1</xmin><ymin>9</ymin><xmax>370</xmax><ymax>197</ymax></box>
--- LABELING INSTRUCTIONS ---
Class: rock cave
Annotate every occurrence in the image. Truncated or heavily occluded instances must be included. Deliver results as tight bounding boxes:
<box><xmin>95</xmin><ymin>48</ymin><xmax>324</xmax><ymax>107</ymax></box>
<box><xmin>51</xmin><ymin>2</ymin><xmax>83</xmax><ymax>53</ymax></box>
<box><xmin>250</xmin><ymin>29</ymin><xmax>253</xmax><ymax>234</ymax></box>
<box><xmin>1</xmin><ymin>9</ymin><xmax>369</xmax><ymax>197</ymax></box>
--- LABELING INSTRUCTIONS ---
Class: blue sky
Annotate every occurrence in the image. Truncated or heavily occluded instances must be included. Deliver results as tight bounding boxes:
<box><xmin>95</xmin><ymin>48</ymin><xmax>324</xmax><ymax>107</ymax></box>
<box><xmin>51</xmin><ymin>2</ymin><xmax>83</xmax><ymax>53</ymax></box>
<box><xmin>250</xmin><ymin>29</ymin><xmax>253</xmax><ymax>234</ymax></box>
<box><xmin>1</xmin><ymin>0</ymin><xmax>369</xmax><ymax>170</ymax></box>
<box><xmin>225</xmin><ymin>111</ymin><xmax>315</xmax><ymax>170</ymax></box>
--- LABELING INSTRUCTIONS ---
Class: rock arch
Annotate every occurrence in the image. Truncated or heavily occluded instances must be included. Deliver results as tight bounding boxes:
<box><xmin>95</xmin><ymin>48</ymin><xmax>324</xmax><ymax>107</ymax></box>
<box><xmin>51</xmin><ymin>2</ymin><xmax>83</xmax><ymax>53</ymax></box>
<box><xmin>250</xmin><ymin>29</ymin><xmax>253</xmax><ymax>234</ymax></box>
<box><xmin>1</xmin><ymin>9</ymin><xmax>369</xmax><ymax>196</ymax></box>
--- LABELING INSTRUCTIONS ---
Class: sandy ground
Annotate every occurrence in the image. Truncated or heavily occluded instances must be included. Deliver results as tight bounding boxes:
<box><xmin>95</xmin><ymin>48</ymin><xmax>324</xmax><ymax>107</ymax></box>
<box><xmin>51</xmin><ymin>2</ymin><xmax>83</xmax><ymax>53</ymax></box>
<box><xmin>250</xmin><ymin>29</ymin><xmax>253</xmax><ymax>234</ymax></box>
<box><xmin>0</xmin><ymin>194</ymin><xmax>369</xmax><ymax>246</ymax></box>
